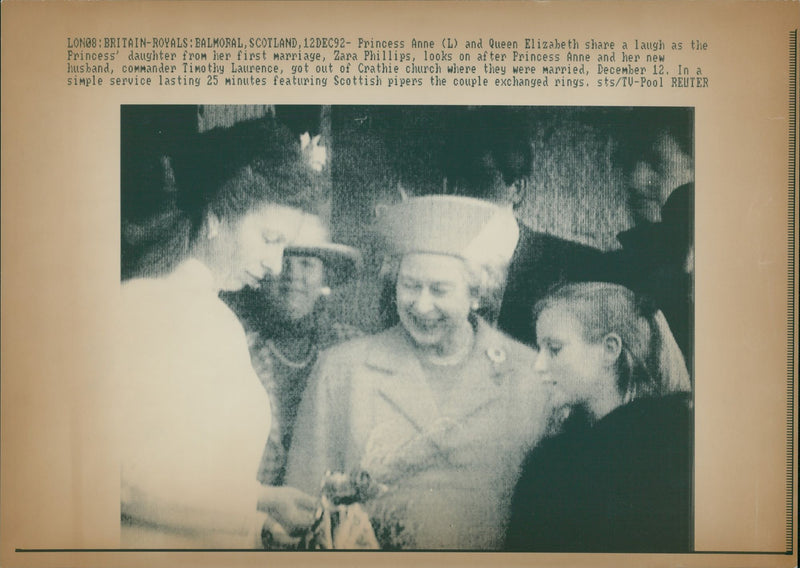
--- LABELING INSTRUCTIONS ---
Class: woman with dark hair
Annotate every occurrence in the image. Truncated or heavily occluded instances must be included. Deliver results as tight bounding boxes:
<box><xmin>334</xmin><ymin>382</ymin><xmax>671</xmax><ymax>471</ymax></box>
<box><xmin>505</xmin><ymin>282</ymin><xmax>693</xmax><ymax>552</ymax></box>
<box><xmin>117</xmin><ymin>117</ymin><xmax>324</xmax><ymax>548</ymax></box>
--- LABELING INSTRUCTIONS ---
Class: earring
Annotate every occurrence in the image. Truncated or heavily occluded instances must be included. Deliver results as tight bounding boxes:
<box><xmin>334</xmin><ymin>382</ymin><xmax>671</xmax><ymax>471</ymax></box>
<box><xmin>319</xmin><ymin>286</ymin><xmax>331</xmax><ymax>297</ymax></box>
<box><xmin>470</xmin><ymin>300</ymin><xmax>480</xmax><ymax>311</ymax></box>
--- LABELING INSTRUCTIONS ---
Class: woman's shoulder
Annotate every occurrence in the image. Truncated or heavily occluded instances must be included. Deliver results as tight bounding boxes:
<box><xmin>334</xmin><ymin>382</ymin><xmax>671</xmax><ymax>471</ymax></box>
<box><xmin>120</xmin><ymin>274</ymin><xmax>167</xmax><ymax>306</ymax></box>
<box><xmin>478</xmin><ymin>319</ymin><xmax>538</xmax><ymax>362</ymax></box>
<box><xmin>302</xmin><ymin>328</ymin><xmax>407</xmax><ymax>398</ymax></box>
<box><xmin>590</xmin><ymin>393</ymin><xmax>694</xmax><ymax>459</ymax></box>
<box><xmin>121</xmin><ymin>260</ymin><xmax>215</xmax><ymax>307</ymax></box>
<box><xmin>317</xmin><ymin>321</ymin><xmax>366</xmax><ymax>350</ymax></box>
<box><xmin>599</xmin><ymin>392</ymin><xmax>693</xmax><ymax>432</ymax></box>
<box><xmin>525</xmin><ymin>406</ymin><xmax>592</xmax><ymax>456</ymax></box>
<box><xmin>499</xmin><ymin>332</ymin><xmax>538</xmax><ymax>363</ymax></box>
<box><xmin>316</xmin><ymin>326</ymin><xmax>404</xmax><ymax>366</ymax></box>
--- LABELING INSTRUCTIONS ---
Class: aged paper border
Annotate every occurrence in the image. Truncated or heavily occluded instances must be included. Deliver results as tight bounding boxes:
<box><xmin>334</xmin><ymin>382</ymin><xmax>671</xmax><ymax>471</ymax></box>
<box><xmin>1</xmin><ymin>1</ymin><xmax>797</xmax><ymax>567</ymax></box>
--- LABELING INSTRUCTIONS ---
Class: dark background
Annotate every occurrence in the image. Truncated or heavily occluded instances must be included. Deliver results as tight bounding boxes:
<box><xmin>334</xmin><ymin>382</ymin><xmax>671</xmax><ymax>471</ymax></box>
<box><xmin>121</xmin><ymin>105</ymin><xmax>693</xmax><ymax>333</ymax></box>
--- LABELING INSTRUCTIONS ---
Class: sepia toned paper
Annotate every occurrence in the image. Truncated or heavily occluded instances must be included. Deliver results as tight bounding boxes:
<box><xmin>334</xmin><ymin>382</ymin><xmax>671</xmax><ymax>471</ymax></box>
<box><xmin>1</xmin><ymin>1</ymin><xmax>797</xmax><ymax>566</ymax></box>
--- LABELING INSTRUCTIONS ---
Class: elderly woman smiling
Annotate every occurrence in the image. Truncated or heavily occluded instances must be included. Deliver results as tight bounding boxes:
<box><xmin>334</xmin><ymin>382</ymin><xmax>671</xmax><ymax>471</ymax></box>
<box><xmin>283</xmin><ymin>196</ymin><xmax>553</xmax><ymax>550</ymax></box>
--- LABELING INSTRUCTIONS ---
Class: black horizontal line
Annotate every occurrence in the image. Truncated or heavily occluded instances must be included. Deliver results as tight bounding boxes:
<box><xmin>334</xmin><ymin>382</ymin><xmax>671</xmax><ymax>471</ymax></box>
<box><xmin>13</xmin><ymin>549</ymin><xmax>795</xmax><ymax>555</ymax></box>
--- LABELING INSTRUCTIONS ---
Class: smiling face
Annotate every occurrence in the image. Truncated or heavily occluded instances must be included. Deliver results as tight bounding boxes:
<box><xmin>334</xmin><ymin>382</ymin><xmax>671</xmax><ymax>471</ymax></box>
<box><xmin>533</xmin><ymin>304</ymin><xmax>610</xmax><ymax>408</ymax></box>
<box><xmin>209</xmin><ymin>204</ymin><xmax>309</xmax><ymax>292</ymax></box>
<box><xmin>395</xmin><ymin>253</ymin><xmax>475</xmax><ymax>355</ymax></box>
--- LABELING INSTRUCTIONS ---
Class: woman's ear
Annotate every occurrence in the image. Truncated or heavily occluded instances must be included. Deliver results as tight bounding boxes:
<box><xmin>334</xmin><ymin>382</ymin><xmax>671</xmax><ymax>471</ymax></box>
<box><xmin>602</xmin><ymin>333</ymin><xmax>623</xmax><ymax>365</ymax></box>
<box><xmin>206</xmin><ymin>212</ymin><xmax>221</xmax><ymax>239</ymax></box>
<box><xmin>468</xmin><ymin>284</ymin><xmax>482</xmax><ymax>312</ymax></box>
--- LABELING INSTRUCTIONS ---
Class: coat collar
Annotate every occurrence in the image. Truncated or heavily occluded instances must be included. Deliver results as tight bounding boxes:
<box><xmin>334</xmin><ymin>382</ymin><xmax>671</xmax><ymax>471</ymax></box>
<box><xmin>167</xmin><ymin>258</ymin><xmax>219</xmax><ymax>294</ymax></box>
<box><xmin>364</xmin><ymin>319</ymin><xmax>516</xmax><ymax>433</ymax></box>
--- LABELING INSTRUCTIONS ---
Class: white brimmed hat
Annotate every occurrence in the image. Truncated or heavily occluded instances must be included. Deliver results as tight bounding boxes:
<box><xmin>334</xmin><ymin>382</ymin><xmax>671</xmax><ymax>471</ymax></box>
<box><xmin>375</xmin><ymin>195</ymin><xmax>519</xmax><ymax>267</ymax></box>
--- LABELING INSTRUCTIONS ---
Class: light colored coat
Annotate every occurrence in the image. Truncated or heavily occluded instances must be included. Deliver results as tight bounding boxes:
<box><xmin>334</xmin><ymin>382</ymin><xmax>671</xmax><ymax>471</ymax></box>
<box><xmin>285</xmin><ymin>319</ymin><xmax>551</xmax><ymax>550</ymax></box>
<box><xmin>117</xmin><ymin>259</ymin><xmax>269</xmax><ymax>548</ymax></box>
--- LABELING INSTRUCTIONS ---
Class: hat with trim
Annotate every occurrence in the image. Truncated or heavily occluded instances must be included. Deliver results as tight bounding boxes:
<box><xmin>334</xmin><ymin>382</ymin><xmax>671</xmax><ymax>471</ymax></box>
<box><xmin>375</xmin><ymin>195</ymin><xmax>519</xmax><ymax>267</ymax></box>
<box><xmin>286</xmin><ymin>214</ymin><xmax>362</xmax><ymax>287</ymax></box>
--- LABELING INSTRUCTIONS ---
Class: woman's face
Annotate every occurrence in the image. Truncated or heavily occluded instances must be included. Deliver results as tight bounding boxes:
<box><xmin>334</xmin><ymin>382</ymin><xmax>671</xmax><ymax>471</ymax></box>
<box><xmin>275</xmin><ymin>255</ymin><xmax>327</xmax><ymax>321</ymax></box>
<box><xmin>211</xmin><ymin>204</ymin><xmax>309</xmax><ymax>292</ymax></box>
<box><xmin>533</xmin><ymin>304</ymin><xmax>608</xmax><ymax>407</ymax></box>
<box><xmin>396</xmin><ymin>253</ymin><xmax>474</xmax><ymax>354</ymax></box>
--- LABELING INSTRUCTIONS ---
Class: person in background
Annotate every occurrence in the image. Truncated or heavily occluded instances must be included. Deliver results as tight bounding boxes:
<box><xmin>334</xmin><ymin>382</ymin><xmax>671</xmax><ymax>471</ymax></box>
<box><xmin>505</xmin><ymin>282</ymin><xmax>693</xmax><ymax>552</ymax></box>
<box><xmin>607</xmin><ymin>110</ymin><xmax>694</xmax><ymax>368</ymax></box>
<box><xmin>614</xmin><ymin>110</ymin><xmax>694</xmax><ymax>226</ymax></box>
<box><xmin>221</xmin><ymin>223</ymin><xmax>363</xmax><ymax>487</ymax></box>
<box><xmin>612</xmin><ymin>183</ymin><xmax>694</xmax><ymax>368</ymax></box>
<box><xmin>117</xmin><ymin>117</ymin><xmax>321</xmax><ymax>548</ymax></box>
<box><xmin>440</xmin><ymin>107</ymin><xmax>605</xmax><ymax>345</ymax></box>
<box><xmin>283</xmin><ymin>196</ymin><xmax>554</xmax><ymax>550</ymax></box>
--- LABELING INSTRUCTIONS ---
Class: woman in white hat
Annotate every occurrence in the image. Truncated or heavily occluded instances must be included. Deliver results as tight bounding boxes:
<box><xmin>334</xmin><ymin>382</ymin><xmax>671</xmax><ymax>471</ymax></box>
<box><xmin>221</xmin><ymin>218</ymin><xmax>363</xmax><ymax>488</ymax></box>
<box><xmin>282</xmin><ymin>195</ymin><xmax>554</xmax><ymax>550</ymax></box>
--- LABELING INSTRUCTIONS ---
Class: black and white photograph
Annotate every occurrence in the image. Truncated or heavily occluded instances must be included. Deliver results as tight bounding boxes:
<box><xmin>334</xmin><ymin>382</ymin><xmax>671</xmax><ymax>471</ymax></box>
<box><xmin>118</xmin><ymin>105</ymin><xmax>695</xmax><ymax>551</ymax></box>
<box><xmin>3</xmin><ymin>1</ymin><xmax>797</xmax><ymax>565</ymax></box>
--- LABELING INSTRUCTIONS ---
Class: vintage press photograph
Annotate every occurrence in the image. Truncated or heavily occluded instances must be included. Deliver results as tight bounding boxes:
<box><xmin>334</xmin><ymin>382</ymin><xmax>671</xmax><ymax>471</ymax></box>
<box><xmin>118</xmin><ymin>105</ymin><xmax>695</xmax><ymax>551</ymax></box>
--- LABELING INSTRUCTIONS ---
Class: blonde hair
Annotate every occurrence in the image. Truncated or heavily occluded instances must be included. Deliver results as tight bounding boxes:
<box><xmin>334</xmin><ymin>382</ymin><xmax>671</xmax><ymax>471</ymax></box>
<box><xmin>533</xmin><ymin>282</ymin><xmax>691</xmax><ymax>402</ymax></box>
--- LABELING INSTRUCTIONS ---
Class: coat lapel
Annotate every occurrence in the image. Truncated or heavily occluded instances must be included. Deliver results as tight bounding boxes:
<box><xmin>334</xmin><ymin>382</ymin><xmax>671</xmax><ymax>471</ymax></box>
<box><xmin>441</xmin><ymin>320</ymin><xmax>509</xmax><ymax>421</ymax></box>
<box><xmin>366</xmin><ymin>322</ymin><xmax>516</xmax><ymax>430</ymax></box>
<box><xmin>365</xmin><ymin>326</ymin><xmax>440</xmax><ymax>433</ymax></box>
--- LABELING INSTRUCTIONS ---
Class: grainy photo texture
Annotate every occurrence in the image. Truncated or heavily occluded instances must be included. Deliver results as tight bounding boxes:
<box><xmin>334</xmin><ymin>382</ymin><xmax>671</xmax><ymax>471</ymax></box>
<box><xmin>118</xmin><ymin>105</ymin><xmax>694</xmax><ymax>551</ymax></box>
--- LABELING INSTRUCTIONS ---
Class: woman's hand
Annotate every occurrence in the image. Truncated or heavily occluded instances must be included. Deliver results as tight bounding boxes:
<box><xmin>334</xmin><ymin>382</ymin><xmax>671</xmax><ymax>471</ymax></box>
<box><xmin>257</xmin><ymin>485</ymin><xmax>318</xmax><ymax>547</ymax></box>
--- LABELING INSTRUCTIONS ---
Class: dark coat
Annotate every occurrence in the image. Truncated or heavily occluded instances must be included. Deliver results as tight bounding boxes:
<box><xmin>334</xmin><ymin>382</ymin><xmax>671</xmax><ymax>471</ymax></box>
<box><xmin>600</xmin><ymin>183</ymin><xmax>694</xmax><ymax>369</ymax></box>
<box><xmin>505</xmin><ymin>392</ymin><xmax>694</xmax><ymax>552</ymax></box>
